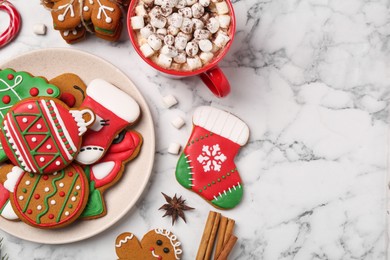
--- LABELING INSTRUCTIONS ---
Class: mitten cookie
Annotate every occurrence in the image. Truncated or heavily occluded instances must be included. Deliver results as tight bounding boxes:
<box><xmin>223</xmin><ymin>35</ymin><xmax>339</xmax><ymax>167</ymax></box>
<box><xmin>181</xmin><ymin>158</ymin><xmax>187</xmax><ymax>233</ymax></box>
<box><xmin>0</xmin><ymin>164</ymin><xmax>89</xmax><ymax>229</ymax></box>
<box><xmin>81</xmin><ymin>130</ymin><xmax>143</xmax><ymax>219</ymax></box>
<box><xmin>51</xmin><ymin>0</ymin><xmax>81</xmax><ymax>30</ymax></box>
<box><xmin>91</xmin><ymin>0</ymin><xmax>122</xmax><ymax>37</ymax></box>
<box><xmin>175</xmin><ymin>106</ymin><xmax>249</xmax><ymax>209</ymax></box>
<box><xmin>75</xmin><ymin>79</ymin><xmax>140</xmax><ymax>165</ymax></box>
<box><xmin>115</xmin><ymin>229</ymin><xmax>183</xmax><ymax>260</ymax></box>
<box><xmin>0</xmin><ymin>98</ymin><xmax>95</xmax><ymax>174</ymax></box>
<box><xmin>49</xmin><ymin>72</ymin><xmax>87</xmax><ymax>108</ymax></box>
<box><xmin>59</xmin><ymin>24</ymin><xmax>87</xmax><ymax>44</ymax></box>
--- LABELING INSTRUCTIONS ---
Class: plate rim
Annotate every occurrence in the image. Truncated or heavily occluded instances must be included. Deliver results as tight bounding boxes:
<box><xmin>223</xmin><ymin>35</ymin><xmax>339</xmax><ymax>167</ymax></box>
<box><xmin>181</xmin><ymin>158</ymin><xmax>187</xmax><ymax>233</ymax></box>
<box><xmin>0</xmin><ymin>48</ymin><xmax>155</xmax><ymax>244</ymax></box>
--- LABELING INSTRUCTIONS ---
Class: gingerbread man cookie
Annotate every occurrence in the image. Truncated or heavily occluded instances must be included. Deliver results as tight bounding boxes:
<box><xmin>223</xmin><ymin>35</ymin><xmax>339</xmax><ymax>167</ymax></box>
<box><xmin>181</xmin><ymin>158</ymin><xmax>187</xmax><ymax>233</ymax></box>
<box><xmin>115</xmin><ymin>229</ymin><xmax>183</xmax><ymax>260</ymax></box>
<box><xmin>49</xmin><ymin>72</ymin><xmax>87</xmax><ymax>108</ymax></box>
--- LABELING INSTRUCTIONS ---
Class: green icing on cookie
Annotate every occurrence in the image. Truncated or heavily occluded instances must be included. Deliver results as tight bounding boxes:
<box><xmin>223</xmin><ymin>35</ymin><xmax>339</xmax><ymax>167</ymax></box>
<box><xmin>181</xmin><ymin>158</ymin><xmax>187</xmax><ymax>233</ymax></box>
<box><xmin>94</xmin><ymin>26</ymin><xmax>114</xmax><ymax>35</ymax></box>
<box><xmin>211</xmin><ymin>185</ymin><xmax>243</xmax><ymax>209</ymax></box>
<box><xmin>80</xmin><ymin>166</ymin><xmax>104</xmax><ymax>218</ymax></box>
<box><xmin>175</xmin><ymin>153</ymin><xmax>193</xmax><ymax>189</ymax></box>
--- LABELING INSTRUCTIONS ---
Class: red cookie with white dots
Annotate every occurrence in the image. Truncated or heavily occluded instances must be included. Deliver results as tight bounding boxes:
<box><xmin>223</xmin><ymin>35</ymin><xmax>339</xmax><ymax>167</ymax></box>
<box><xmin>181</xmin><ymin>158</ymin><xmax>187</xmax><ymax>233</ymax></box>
<box><xmin>0</xmin><ymin>97</ymin><xmax>95</xmax><ymax>174</ymax></box>
<box><xmin>0</xmin><ymin>163</ymin><xmax>89</xmax><ymax>229</ymax></box>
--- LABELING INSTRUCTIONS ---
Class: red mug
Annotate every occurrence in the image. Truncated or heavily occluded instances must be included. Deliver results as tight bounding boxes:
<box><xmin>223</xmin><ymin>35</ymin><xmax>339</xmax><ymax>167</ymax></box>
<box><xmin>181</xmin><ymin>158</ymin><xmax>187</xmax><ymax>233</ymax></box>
<box><xmin>127</xmin><ymin>0</ymin><xmax>236</xmax><ymax>98</ymax></box>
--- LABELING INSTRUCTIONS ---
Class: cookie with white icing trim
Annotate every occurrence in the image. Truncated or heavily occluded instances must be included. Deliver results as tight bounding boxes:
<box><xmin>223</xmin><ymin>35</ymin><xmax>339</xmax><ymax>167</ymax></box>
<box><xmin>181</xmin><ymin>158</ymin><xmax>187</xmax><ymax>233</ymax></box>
<box><xmin>0</xmin><ymin>97</ymin><xmax>95</xmax><ymax>174</ymax></box>
<box><xmin>115</xmin><ymin>229</ymin><xmax>183</xmax><ymax>260</ymax></box>
<box><xmin>91</xmin><ymin>0</ymin><xmax>122</xmax><ymax>37</ymax></box>
<box><xmin>0</xmin><ymin>163</ymin><xmax>89</xmax><ymax>229</ymax></box>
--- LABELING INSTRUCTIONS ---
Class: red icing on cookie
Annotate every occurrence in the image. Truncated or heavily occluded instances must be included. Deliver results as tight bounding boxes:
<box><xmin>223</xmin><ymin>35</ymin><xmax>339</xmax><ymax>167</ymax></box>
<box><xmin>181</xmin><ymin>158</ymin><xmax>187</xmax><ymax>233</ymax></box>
<box><xmin>59</xmin><ymin>93</ymin><xmax>76</xmax><ymax>108</ymax></box>
<box><xmin>7</xmin><ymin>74</ymin><xmax>14</xmax><ymax>80</ymax></box>
<box><xmin>2</xmin><ymin>95</ymin><xmax>10</xmax><ymax>104</ymax></box>
<box><xmin>30</xmin><ymin>87</ymin><xmax>39</xmax><ymax>96</ymax></box>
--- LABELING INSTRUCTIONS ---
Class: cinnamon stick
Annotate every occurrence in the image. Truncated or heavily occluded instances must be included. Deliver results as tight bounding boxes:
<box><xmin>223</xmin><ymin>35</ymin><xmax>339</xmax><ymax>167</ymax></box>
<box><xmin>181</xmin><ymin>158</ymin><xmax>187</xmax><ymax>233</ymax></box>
<box><xmin>216</xmin><ymin>234</ymin><xmax>238</xmax><ymax>260</ymax></box>
<box><xmin>214</xmin><ymin>216</ymin><xmax>228</xmax><ymax>259</ymax></box>
<box><xmin>204</xmin><ymin>212</ymin><xmax>221</xmax><ymax>260</ymax></box>
<box><xmin>196</xmin><ymin>211</ymin><xmax>217</xmax><ymax>260</ymax></box>
<box><xmin>224</xmin><ymin>219</ymin><xmax>235</xmax><ymax>243</ymax></box>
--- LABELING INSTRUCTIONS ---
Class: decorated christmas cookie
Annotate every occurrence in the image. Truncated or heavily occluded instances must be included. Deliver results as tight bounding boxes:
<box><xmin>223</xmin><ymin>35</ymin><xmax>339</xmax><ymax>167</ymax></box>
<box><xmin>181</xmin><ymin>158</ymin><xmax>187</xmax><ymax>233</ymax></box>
<box><xmin>81</xmin><ymin>130</ymin><xmax>143</xmax><ymax>219</ymax></box>
<box><xmin>0</xmin><ymin>181</ymin><xmax>18</xmax><ymax>221</ymax></box>
<box><xmin>76</xmin><ymin>79</ymin><xmax>140</xmax><ymax>165</ymax></box>
<box><xmin>51</xmin><ymin>0</ymin><xmax>81</xmax><ymax>31</ymax></box>
<box><xmin>175</xmin><ymin>106</ymin><xmax>249</xmax><ymax>209</ymax></box>
<box><xmin>0</xmin><ymin>98</ymin><xmax>95</xmax><ymax>174</ymax></box>
<box><xmin>49</xmin><ymin>72</ymin><xmax>87</xmax><ymax>108</ymax></box>
<box><xmin>115</xmin><ymin>229</ymin><xmax>183</xmax><ymax>260</ymax></box>
<box><xmin>0</xmin><ymin>164</ymin><xmax>89</xmax><ymax>229</ymax></box>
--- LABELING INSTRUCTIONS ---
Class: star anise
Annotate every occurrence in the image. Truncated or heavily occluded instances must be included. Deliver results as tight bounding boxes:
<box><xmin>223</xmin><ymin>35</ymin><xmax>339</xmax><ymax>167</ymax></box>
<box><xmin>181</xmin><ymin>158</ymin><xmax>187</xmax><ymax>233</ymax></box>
<box><xmin>159</xmin><ymin>193</ymin><xmax>194</xmax><ymax>225</ymax></box>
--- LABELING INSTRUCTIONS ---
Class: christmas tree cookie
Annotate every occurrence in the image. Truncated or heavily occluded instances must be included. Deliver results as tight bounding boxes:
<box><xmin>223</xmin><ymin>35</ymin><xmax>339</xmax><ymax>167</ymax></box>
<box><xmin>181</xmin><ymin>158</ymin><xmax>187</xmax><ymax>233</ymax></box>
<box><xmin>175</xmin><ymin>106</ymin><xmax>249</xmax><ymax>209</ymax></box>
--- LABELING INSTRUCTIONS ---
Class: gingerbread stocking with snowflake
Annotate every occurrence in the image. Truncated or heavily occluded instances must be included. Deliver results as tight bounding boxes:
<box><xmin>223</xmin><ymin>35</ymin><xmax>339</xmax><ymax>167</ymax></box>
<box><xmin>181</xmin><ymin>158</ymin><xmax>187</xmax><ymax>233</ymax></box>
<box><xmin>175</xmin><ymin>106</ymin><xmax>249</xmax><ymax>209</ymax></box>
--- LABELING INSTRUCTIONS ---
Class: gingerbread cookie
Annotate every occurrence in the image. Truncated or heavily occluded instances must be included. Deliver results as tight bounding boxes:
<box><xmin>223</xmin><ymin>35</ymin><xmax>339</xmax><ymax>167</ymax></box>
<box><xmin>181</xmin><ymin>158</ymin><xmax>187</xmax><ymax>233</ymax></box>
<box><xmin>0</xmin><ymin>180</ymin><xmax>19</xmax><ymax>221</ymax></box>
<box><xmin>49</xmin><ymin>72</ymin><xmax>87</xmax><ymax>108</ymax></box>
<box><xmin>0</xmin><ymin>164</ymin><xmax>89</xmax><ymax>229</ymax></box>
<box><xmin>81</xmin><ymin>130</ymin><xmax>143</xmax><ymax>219</ymax></box>
<box><xmin>51</xmin><ymin>0</ymin><xmax>81</xmax><ymax>31</ymax></box>
<box><xmin>115</xmin><ymin>229</ymin><xmax>183</xmax><ymax>260</ymax></box>
<box><xmin>59</xmin><ymin>24</ymin><xmax>87</xmax><ymax>44</ymax></box>
<box><xmin>0</xmin><ymin>98</ymin><xmax>95</xmax><ymax>174</ymax></box>
<box><xmin>75</xmin><ymin>79</ymin><xmax>140</xmax><ymax>165</ymax></box>
<box><xmin>175</xmin><ymin>106</ymin><xmax>249</xmax><ymax>209</ymax></box>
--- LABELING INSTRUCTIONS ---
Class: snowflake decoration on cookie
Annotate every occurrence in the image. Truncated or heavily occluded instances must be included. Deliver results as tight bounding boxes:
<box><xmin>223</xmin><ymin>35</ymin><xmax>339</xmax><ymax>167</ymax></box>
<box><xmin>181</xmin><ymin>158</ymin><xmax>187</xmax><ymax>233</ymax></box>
<box><xmin>197</xmin><ymin>144</ymin><xmax>227</xmax><ymax>172</ymax></box>
<box><xmin>96</xmin><ymin>0</ymin><xmax>114</xmax><ymax>23</ymax></box>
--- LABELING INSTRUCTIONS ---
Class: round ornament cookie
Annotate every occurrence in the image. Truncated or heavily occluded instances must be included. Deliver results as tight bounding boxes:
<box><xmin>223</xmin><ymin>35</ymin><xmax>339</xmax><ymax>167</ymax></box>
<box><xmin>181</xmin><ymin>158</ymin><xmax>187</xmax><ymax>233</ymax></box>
<box><xmin>115</xmin><ymin>229</ymin><xmax>183</xmax><ymax>260</ymax></box>
<box><xmin>0</xmin><ymin>98</ymin><xmax>95</xmax><ymax>174</ymax></box>
<box><xmin>3</xmin><ymin>164</ymin><xmax>89</xmax><ymax>229</ymax></box>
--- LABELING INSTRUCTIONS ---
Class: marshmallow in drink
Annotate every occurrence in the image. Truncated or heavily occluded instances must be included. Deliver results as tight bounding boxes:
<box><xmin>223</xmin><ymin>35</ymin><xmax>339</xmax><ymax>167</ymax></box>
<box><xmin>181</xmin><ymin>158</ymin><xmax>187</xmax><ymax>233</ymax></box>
<box><xmin>135</xmin><ymin>4</ymin><xmax>147</xmax><ymax>16</ymax></box>
<box><xmin>187</xmin><ymin>56</ymin><xmax>202</xmax><ymax>70</ymax></box>
<box><xmin>191</xmin><ymin>3</ymin><xmax>205</xmax><ymax>19</ymax></box>
<box><xmin>161</xmin><ymin>45</ymin><xmax>179</xmax><ymax>57</ymax></box>
<box><xmin>149</xmin><ymin>6</ymin><xmax>162</xmax><ymax>17</ymax></box>
<box><xmin>167</xmin><ymin>25</ymin><xmax>180</xmax><ymax>35</ymax></box>
<box><xmin>175</xmin><ymin>0</ymin><xmax>187</xmax><ymax>8</ymax></box>
<box><xmin>186</xmin><ymin>41</ymin><xmax>199</xmax><ymax>57</ymax></box>
<box><xmin>161</xmin><ymin>0</ymin><xmax>178</xmax><ymax>8</ymax></box>
<box><xmin>150</xmin><ymin>15</ymin><xmax>167</xmax><ymax>28</ymax></box>
<box><xmin>161</xmin><ymin>7</ymin><xmax>173</xmax><ymax>16</ymax></box>
<box><xmin>206</xmin><ymin>17</ymin><xmax>219</xmax><ymax>33</ymax></box>
<box><xmin>199</xmin><ymin>51</ymin><xmax>214</xmax><ymax>63</ymax></box>
<box><xmin>148</xmin><ymin>34</ymin><xmax>163</xmax><ymax>50</ymax></box>
<box><xmin>157</xmin><ymin>28</ymin><xmax>168</xmax><ymax>39</ymax></box>
<box><xmin>164</xmin><ymin>34</ymin><xmax>175</xmax><ymax>45</ymax></box>
<box><xmin>174</xmin><ymin>51</ymin><xmax>187</xmax><ymax>63</ymax></box>
<box><xmin>192</xmin><ymin>18</ymin><xmax>204</xmax><ymax>29</ymax></box>
<box><xmin>194</xmin><ymin>29</ymin><xmax>211</xmax><ymax>40</ymax></box>
<box><xmin>214</xmin><ymin>31</ymin><xmax>230</xmax><ymax>47</ymax></box>
<box><xmin>218</xmin><ymin>15</ymin><xmax>231</xmax><ymax>28</ymax></box>
<box><xmin>216</xmin><ymin>1</ymin><xmax>229</xmax><ymax>14</ymax></box>
<box><xmin>186</xmin><ymin>0</ymin><xmax>197</xmax><ymax>5</ymax></box>
<box><xmin>157</xmin><ymin>54</ymin><xmax>173</xmax><ymax>68</ymax></box>
<box><xmin>168</xmin><ymin>13</ymin><xmax>184</xmax><ymax>28</ymax></box>
<box><xmin>140</xmin><ymin>24</ymin><xmax>154</xmax><ymax>38</ymax></box>
<box><xmin>199</xmin><ymin>0</ymin><xmax>210</xmax><ymax>7</ymax></box>
<box><xmin>178</xmin><ymin>7</ymin><xmax>192</xmax><ymax>18</ymax></box>
<box><xmin>198</xmin><ymin>39</ymin><xmax>212</xmax><ymax>52</ymax></box>
<box><xmin>174</xmin><ymin>35</ymin><xmax>188</xmax><ymax>50</ymax></box>
<box><xmin>131</xmin><ymin>16</ymin><xmax>145</xmax><ymax>29</ymax></box>
<box><xmin>140</xmin><ymin>43</ymin><xmax>155</xmax><ymax>57</ymax></box>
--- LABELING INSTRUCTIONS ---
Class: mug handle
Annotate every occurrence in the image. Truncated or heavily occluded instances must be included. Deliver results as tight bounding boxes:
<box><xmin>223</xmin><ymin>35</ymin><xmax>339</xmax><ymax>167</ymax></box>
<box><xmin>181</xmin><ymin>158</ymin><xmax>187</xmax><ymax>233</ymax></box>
<box><xmin>199</xmin><ymin>66</ymin><xmax>231</xmax><ymax>98</ymax></box>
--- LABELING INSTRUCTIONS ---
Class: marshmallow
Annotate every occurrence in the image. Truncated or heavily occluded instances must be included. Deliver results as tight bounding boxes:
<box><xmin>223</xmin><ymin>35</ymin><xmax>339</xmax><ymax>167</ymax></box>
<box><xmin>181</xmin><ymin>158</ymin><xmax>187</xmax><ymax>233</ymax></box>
<box><xmin>161</xmin><ymin>7</ymin><xmax>173</xmax><ymax>16</ymax></box>
<box><xmin>191</xmin><ymin>3</ymin><xmax>205</xmax><ymax>19</ymax></box>
<box><xmin>198</xmin><ymin>39</ymin><xmax>212</xmax><ymax>52</ymax></box>
<box><xmin>157</xmin><ymin>54</ymin><xmax>173</xmax><ymax>68</ymax></box>
<box><xmin>148</xmin><ymin>34</ymin><xmax>163</xmax><ymax>50</ymax></box>
<box><xmin>171</xmin><ymin>63</ymin><xmax>182</xmax><ymax>70</ymax></box>
<box><xmin>157</xmin><ymin>28</ymin><xmax>167</xmax><ymax>39</ymax></box>
<box><xmin>140</xmin><ymin>43</ymin><xmax>155</xmax><ymax>57</ymax></box>
<box><xmin>149</xmin><ymin>6</ymin><xmax>162</xmax><ymax>17</ymax></box>
<box><xmin>154</xmin><ymin>0</ymin><xmax>163</xmax><ymax>5</ymax></box>
<box><xmin>174</xmin><ymin>34</ymin><xmax>188</xmax><ymax>50</ymax></box>
<box><xmin>164</xmin><ymin>34</ymin><xmax>175</xmax><ymax>45</ymax></box>
<box><xmin>216</xmin><ymin>1</ymin><xmax>229</xmax><ymax>14</ymax></box>
<box><xmin>171</xmin><ymin>116</ymin><xmax>185</xmax><ymax>129</ymax></box>
<box><xmin>140</xmin><ymin>24</ymin><xmax>154</xmax><ymax>38</ymax></box>
<box><xmin>199</xmin><ymin>0</ymin><xmax>210</xmax><ymax>7</ymax></box>
<box><xmin>162</xmin><ymin>94</ymin><xmax>178</xmax><ymax>108</ymax></box>
<box><xmin>178</xmin><ymin>7</ymin><xmax>192</xmax><ymax>18</ymax></box>
<box><xmin>194</xmin><ymin>29</ymin><xmax>211</xmax><ymax>40</ymax></box>
<box><xmin>161</xmin><ymin>0</ymin><xmax>178</xmax><ymax>8</ymax></box>
<box><xmin>214</xmin><ymin>31</ymin><xmax>230</xmax><ymax>47</ymax></box>
<box><xmin>167</xmin><ymin>25</ymin><xmax>180</xmax><ymax>35</ymax></box>
<box><xmin>161</xmin><ymin>45</ymin><xmax>179</xmax><ymax>57</ymax></box>
<box><xmin>206</xmin><ymin>17</ymin><xmax>220</xmax><ymax>33</ymax></box>
<box><xmin>218</xmin><ymin>15</ymin><xmax>231</xmax><ymax>28</ymax></box>
<box><xmin>131</xmin><ymin>16</ymin><xmax>145</xmax><ymax>30</ymax></box>
<box><xmin>192</xmin><ymin>18</ymin><xmax>204</xmax><ymax>29</ymax></box>
<box><xmin>174</xmin><ymin>51</ymin><xmax>187</xmax><ymax>63</ymax></box>
<box><xmin>186</xmin><ymin>0</ymin><xmax>197</xmax><ymax>6</ymax></box>
<box><xmin>199</xmin><ymin>52</ymin><xmax>214</xmax><ymax>63</ymax></box>
<box><xmin>168</xmin><ymin>142</ymin><xmax>181</xmax><ymax>155</ymax></box>
<box><xmin>175</xmin><ymin>0</ymin><xmax>187</xmax><ymax>8</ymax></box>
<box><xmin>33</xmin><ymin>24</ymin><xmax>47</xmax><ymax>35</ymax></box>
<box><xmin>151</xmin><ymin>15</ymin><xmax>167</xmax><ymax>28</ymax></box>
<box><xmin>168</xmin><ymin>13</ymin><xmax>184</xmax><ymax>28</ymax></box>
<box><xmin>180</xmin><ymin>18</ymin><xmax>194</xmax><ymax>33</ymax></box>
<box><xmin>187</xmin><ymin>56</ymin><xmax>202</xmax><ymax>70</ymax></box>
<box><xmin>177</xmin><ymin>31</ymin><xmax>193</xmax><ymax>41</ymax></box>
<box><xmin>135</xmin><ymin>4</ymin><xmax>147</xmax><ymax>16</ymax></box>
<box><xmin>186</xmin><ymin>41</ymin><xmax>199</xmax><ymax>57</ymax></box>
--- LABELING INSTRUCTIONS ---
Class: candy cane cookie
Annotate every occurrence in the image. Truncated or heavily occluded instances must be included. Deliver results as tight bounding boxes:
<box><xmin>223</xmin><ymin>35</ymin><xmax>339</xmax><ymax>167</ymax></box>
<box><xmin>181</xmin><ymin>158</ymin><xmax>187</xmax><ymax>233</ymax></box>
<box><xmin>0</xmin><ymin>0</ymin><xmax>21</xmax><ymax>48</ymax></box>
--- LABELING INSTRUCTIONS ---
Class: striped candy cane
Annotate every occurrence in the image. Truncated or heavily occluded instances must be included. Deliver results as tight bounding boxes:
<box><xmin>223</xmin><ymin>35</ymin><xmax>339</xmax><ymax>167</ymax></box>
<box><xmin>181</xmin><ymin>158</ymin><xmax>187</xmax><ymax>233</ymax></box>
<box><xmin>0</xmin><ymin>1</ymin><xmax>21</xmax><ymax>48</ymax></box>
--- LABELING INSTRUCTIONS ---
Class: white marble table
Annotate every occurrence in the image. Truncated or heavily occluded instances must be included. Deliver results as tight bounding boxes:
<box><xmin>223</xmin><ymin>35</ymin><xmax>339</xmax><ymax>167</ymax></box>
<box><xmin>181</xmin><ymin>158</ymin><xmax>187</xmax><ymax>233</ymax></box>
<box><xmin>0</xmin><ymin>0</ymin><xmax>388</xmax><ymax>259</ymax></box>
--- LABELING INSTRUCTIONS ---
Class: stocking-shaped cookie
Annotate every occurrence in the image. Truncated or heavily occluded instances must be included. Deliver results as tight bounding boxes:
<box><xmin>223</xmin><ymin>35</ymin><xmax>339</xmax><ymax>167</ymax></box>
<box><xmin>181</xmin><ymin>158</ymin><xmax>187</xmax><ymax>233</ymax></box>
<box><xmin>80</xmin><ymin>130</ymin><xmax>143</xmax><ymax>219</ymax></box>
<box><xmin>176</xmin><ymin>106</ymin><xmax>249</xmax><ymax>209</ymax></box>
<box><xmin>75</xmin><ymin>79</ymin><xmax>140</xmax><ymax>165</ymax></box>
<box><xmin>115</xmin><ymin>229</ymin><xmax>183</xmax><ymax>260</ymax></box>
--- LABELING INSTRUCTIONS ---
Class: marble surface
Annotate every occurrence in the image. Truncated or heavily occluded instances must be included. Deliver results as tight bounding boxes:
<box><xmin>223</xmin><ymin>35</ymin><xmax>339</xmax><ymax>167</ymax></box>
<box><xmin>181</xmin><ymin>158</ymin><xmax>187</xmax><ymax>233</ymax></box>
<box><xmin>0</xmin><ymin>0</ymin><xmax>389</xmax><ymax>259</ymax></box>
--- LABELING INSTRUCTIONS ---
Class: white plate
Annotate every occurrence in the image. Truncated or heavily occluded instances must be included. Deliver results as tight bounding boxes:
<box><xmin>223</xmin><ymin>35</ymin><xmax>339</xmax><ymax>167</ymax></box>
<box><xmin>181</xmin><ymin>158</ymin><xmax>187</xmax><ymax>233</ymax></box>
<box><xmin>0</xmin><ymin>48</ymin><xmax>155</xmax><ymax>244</ymax></box>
